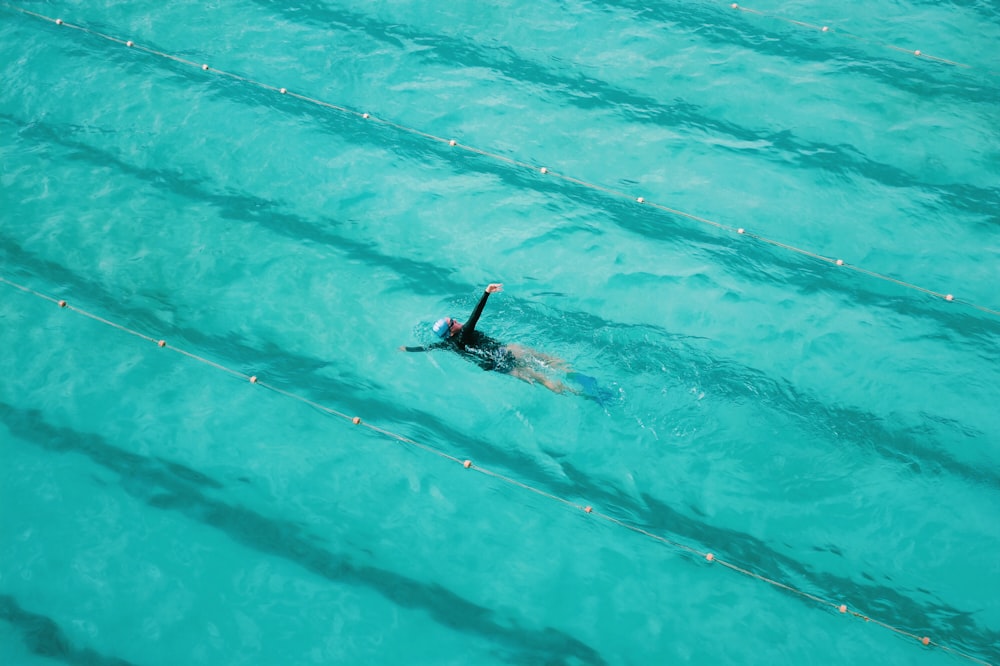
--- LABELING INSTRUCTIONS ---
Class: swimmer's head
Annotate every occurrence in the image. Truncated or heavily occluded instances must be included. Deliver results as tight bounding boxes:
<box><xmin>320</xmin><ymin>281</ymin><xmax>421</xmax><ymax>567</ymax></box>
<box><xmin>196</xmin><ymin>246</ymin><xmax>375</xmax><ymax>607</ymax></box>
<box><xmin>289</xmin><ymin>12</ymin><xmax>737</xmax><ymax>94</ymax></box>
<box><xmin>432</xmin><ymin>317</ymin><xmax>461</xmax><ymax>338</ymax></box>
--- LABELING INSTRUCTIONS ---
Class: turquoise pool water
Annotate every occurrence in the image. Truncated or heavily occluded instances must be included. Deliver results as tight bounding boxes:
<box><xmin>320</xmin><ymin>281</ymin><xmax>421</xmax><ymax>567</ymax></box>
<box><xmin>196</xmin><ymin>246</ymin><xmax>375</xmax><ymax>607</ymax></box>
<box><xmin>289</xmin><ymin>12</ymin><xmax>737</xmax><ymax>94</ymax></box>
<box><xmin>1</xmin><ymin>1</ymin><xmax>998</xmax><ymax>664</ymax></box>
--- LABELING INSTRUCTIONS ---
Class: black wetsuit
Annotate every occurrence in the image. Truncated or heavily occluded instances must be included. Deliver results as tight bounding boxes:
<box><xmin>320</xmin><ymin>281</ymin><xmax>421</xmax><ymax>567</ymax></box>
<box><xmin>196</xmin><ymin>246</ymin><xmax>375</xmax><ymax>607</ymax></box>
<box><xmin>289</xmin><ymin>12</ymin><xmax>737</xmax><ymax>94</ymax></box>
<box><xmin>404</xmin><ymin>289</ymin><xmax>516</xmax><ymax>372</ymax></box>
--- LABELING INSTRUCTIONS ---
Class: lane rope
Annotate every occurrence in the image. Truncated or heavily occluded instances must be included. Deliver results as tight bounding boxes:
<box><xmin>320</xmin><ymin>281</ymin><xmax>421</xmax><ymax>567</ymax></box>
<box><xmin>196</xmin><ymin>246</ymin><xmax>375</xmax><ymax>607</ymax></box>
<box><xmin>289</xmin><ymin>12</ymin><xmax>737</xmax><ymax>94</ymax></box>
<box><xmin>2</xmin><ymin>3</ymin><xmax>998</xmax><ymax>320</ymax></box>
<box><xmin>726</xmin><ymin>2</ymin><xmax>999</xmax><ymax>75</ymax></box>
<box><xmin>0</xmin><ymin>275</ymin><xmax>994</xmax><ymax>666</ymax></box>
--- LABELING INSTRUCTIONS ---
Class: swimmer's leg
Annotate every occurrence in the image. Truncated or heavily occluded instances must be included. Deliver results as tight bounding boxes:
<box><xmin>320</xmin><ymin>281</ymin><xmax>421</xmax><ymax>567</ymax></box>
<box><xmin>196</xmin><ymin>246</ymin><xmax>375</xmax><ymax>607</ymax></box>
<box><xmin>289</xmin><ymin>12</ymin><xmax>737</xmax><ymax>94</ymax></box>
<box><xmin>505</xmin><ymin>344</ymin><xmax>571</xmax><ymax>370</ymax></box>
<box><xmin>509</xmin><ymin>366</ymin><xmax>572</xmax><ymax>394</ymax></box>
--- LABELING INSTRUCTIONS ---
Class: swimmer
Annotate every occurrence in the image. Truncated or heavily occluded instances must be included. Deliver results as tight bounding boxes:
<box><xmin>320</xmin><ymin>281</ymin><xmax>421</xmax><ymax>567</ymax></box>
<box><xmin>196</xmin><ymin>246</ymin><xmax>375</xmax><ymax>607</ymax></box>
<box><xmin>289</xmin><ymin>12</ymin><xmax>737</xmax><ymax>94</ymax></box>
<box><xmin>400</xmin><ymin>283</ymin><xmax>571</xmax><ymax>393</ymax></box>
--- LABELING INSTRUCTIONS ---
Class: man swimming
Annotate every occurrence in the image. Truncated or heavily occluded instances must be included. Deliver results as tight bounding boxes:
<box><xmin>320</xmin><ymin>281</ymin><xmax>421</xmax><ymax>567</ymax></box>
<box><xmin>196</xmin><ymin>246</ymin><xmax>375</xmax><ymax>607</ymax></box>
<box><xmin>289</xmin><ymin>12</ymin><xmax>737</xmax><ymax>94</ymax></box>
<box><xmin>400</xmin><ymin>283</ymin><xmax>570</xmax><ymax>393</ymax></box>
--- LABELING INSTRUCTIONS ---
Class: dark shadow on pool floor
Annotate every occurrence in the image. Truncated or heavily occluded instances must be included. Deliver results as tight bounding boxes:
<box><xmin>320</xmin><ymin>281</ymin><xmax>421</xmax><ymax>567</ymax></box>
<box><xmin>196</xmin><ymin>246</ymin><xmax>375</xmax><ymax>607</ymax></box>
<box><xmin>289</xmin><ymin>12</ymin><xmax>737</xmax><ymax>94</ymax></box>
<box><xmin>246</xmin><ymin>0</ymin><xmax>998</xmax><ymax>213</ymax></box>
<box><xmin>2</xmin><ymin>210</ymin><xmax>996</xmax><ymax>499</ymax></box>
<box><xmin>2</xmin><ymin>402</ymin><xmax>998</xmax><ymax>664</ymax></box>
<box><xmin>5</xmin><ymin>109</ymin><xmax>998</xmax><ymax>350</ymax></box>
<box><xmin>0</xmin><ymin>594</ymin><xmax>139</xmax><ymax>666</ymax></box>
<box><xmin>0</xmin><ymin>402</ymin><xmax>607</xmax><ymax>666</ymax></box>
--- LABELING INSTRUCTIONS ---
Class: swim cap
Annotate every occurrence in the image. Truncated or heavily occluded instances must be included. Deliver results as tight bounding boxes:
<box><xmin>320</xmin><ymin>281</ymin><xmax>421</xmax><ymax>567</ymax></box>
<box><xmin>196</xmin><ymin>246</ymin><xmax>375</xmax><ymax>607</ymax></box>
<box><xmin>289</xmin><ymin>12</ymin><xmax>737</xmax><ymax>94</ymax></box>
<box><xmin>432</xmin><ymin>318</ymin><xmax>450</xmax><ymax>338</ymax></box>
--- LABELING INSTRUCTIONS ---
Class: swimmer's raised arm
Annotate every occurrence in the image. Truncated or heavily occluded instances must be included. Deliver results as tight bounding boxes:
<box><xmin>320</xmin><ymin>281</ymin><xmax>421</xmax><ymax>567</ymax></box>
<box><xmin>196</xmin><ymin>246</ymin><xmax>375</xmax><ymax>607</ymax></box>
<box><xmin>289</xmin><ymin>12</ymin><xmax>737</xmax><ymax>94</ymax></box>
<box><xmin>461</xmin><ymin>283</ymin><xmax>502</xmax><ymax>342</ymax></box>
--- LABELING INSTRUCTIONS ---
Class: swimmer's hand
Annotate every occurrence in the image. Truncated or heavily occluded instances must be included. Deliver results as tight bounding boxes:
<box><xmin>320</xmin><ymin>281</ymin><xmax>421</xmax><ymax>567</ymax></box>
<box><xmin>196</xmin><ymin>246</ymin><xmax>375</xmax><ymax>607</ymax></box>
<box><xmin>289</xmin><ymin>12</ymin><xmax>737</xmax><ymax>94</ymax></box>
<box><xmin>486</xmin><ymin>283</ymin><xmax>503</xmax><ymax>294</ymax></box>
